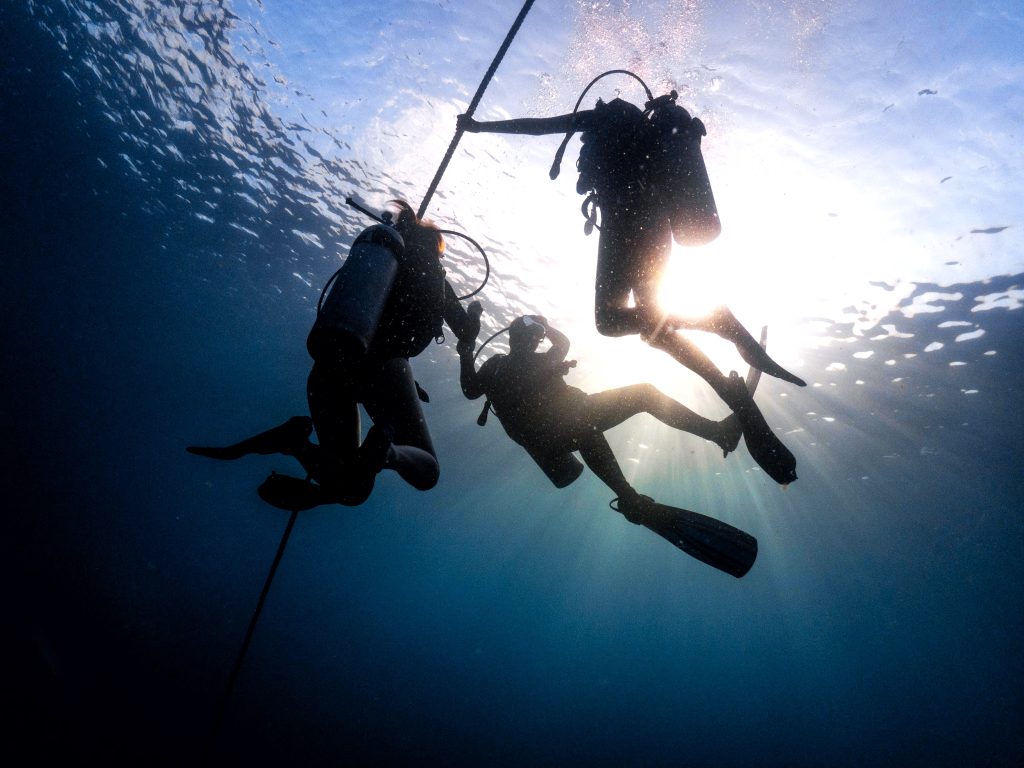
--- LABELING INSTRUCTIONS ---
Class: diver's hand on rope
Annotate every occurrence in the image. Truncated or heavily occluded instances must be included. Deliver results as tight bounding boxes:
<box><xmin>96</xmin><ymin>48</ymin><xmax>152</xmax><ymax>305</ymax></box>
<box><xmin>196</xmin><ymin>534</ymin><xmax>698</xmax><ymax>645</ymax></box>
<box><xmin>457</xmin><ymin>301</ymin><xmax>485</xmax><ymax>354</ymax></box>
<box><xmin>457</xmin><ymin>114</ymin><xmax>481</xmax><ymax>132</ymax></box>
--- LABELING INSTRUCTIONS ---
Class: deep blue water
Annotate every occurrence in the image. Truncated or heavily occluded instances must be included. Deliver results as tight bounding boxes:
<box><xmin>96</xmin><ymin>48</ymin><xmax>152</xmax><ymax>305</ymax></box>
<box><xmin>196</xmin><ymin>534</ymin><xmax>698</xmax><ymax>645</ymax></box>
<box><xmin>3</xmin><ymin>2</ymin><xmax>1022</xmax><ymax>766</ymax></box>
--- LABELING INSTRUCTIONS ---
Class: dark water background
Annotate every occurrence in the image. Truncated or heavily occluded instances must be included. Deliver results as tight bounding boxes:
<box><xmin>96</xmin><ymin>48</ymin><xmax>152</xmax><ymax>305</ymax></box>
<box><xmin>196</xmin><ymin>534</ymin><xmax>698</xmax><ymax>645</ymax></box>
<box><xmin>3</xmin><ymin>1</ymin><xmax>1022</xmax><ymax>766</ymax></box>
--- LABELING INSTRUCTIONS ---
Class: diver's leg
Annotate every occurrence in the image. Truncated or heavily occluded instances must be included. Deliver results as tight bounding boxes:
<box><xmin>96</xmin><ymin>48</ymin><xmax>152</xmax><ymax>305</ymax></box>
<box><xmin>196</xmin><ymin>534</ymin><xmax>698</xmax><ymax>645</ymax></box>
<box><xmin>249</xmin><ymin>363</ymin><xmax>369</xmax><ymax>511</ymax></box>
<box><xmin>301</xmin><ymin>362</ymin><xmax>376</xmax><ymax>505</ymax></box>
<box><xmin>665</xmin><ymin>307</ymin><xmax>806</xmax><ymax>387</ymax></box>
<box><xmin>643</xmin><ymin>335</ymin><xmax>797</xmax><ymax>482</ymax></box>
<box><xmin>186</xmin><ymin>417</ymin><xmax>313</xmax><ymax>460</ymax></box>
<box><xmin>577</xmin><ymin>433</ymin><xmax>635</xmax><ymax>500</ymax></box>
<box><xmin>584</xmin><ymin>385</ymin><xmax>741</xmax><ymax>456</ymax></box>
<box><xmin>577</xmin><ymin>433</ymin><xmax>655</xmax><ymax>523</ymax></box>
<box><xmin>593</xmin><ymin>216</ymin><xmax>652</xmax><ymax>337</ymax></box>
<box><xmin>363</xmin><ymin>358</ymin><xmax>440</xmax><ymax>491</ymax></box>
<box><xmin>644</xmin><ymin>329</ymin><xmax>736</xmax><ymax>400</ymax></box>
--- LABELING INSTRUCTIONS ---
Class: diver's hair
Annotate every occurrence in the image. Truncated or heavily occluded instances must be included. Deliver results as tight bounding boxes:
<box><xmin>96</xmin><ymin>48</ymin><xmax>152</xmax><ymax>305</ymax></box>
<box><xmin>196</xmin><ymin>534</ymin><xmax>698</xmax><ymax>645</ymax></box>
<box><xmin>387</xmin><ymin>199</ymin><xmax>444</xmax><ymax>255</ymax></box>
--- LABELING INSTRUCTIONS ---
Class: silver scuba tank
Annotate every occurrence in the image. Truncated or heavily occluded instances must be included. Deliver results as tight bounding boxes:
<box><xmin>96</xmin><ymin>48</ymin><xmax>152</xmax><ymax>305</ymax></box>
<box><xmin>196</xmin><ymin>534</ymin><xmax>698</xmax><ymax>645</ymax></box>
<box><xmin>650</xmin><ymin>101</ymin><xmax>721</xmax><ymax>246</ymax></box>
<box><xmin>306</xmin><ymin>224</ymin><xmax>404</xmax><ymax>362</ymax></box>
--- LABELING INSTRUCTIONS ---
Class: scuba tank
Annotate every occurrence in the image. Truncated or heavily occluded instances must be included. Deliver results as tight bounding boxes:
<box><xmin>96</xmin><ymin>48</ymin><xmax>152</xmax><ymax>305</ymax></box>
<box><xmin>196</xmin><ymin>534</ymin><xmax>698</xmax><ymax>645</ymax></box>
<box><xmin>647</xmin><ymin>92</ymin><xmax>721</xmax><ymax>246</ymax></box>
<box><xmin>552</xmin><ymin>72</ymin><xmax>720</xmax><ymax>245</ymax></box>
<box><xmin>306</xmin><ymin>224</ymin><xmax>404</xmax><ymax>363</ymax></box>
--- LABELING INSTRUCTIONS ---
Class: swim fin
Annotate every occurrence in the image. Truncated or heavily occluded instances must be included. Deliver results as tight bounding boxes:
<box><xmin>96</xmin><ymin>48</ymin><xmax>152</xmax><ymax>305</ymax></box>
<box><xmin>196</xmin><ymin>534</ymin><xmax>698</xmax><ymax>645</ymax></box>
<box><xmin>187</xmin><ymin>417</ymin><xmax>313</xmax><ymax>460</ymax></box>
<box><xmin>711</xmin><ymin>307</ymin><xmax>805</xmax><ymax>387</ymax></box>
<box><xmin>745</xmin><ymin>325</ymin><xmax>768</xmax><ymax>394</ymax></box>
<box><xmin>257</xmin><ymin>472</ymin><xmax>328</xmax><ymax>511</ymax></box>
<box><xmin>718</xmin><ymin>326</ymin><xmax>769</xmax><ymax>458</ymax></box>
<box><xmin>724</xmin><ymin>370</ymin><xmax>798</xmax><ymax>485</ymax></box>
<box><xmin>619</xmin><ymin>498</ymin><xmax>758</xmax><ymax>578</ymax></box>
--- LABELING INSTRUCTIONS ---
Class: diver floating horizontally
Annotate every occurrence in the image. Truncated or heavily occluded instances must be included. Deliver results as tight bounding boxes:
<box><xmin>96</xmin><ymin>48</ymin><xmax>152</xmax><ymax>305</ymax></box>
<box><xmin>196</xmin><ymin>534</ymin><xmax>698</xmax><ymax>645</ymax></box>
<box><xmin>460</xmin><ymin>314</ymin><xmax>744</xmax><ymax>508</ymax></box>
<box><xmin>458</xmin><ymin>313</ymin><xmax>758</xmax><ymax>577</ymax></box>
<box><xmin>458</xmin><ymin>72</ymin><xmax>801</xmax><ymax>484</ymax></box>
<box><xmin>188</xmin><ymin>200</ymin><xmax>483</xmax><ymax>510</ymax></box>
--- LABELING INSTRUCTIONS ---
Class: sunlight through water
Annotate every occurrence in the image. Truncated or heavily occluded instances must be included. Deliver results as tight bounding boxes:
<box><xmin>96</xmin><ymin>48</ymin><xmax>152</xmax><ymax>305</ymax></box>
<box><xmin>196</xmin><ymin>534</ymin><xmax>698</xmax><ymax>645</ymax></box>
<box><xmin>9</xmin><ymin>0</ymin><xmax>1023</xmax><ymax>764</ymax></box>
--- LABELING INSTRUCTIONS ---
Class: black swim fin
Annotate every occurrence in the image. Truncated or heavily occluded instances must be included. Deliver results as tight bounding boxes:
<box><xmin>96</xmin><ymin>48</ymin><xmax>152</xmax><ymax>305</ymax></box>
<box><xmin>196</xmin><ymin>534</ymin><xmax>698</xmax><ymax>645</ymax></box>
<box><xmin>257</xmin><ymin>472</ymin><xmax>328</xmax><ymax>512</ymax></box>
<box><xmin>745</xmin><ymin>325</ymin><xmax>768</xmax><ymax>394</ymax></box>
<box><xmin>187</xmin><ymin>417</ymin><xmax>313</xmax><ymax>460</ymax></box>
<box><xmin>619</xmin><ymin>498</ymin><xmax>758</xmax><ymax>578</ymax></box>
<box><xmin>718</xmin><ymin>326</ymin><xmax>769</xmax><ymax>459</ymax></box>
<box><xmin>724</xmin><ymin>371</ymin><xmax>798</xmax><ymax>485</ymax></box>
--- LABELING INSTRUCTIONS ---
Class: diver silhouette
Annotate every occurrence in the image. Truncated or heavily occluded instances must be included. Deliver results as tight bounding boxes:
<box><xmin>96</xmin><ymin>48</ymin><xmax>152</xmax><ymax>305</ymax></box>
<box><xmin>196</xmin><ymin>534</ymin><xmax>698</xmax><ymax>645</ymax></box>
<box><xmin>188</xmin><ymin>200</ymin><xmax>484</xmax><ymax>510</ymax></box>
<box><xmin>458</xmin><ymin>90</ymin><xmax>801</xmax><ymax>484</ymax></box>
<box><xmin>459</xmin><ymin>313</ymin><xmax>746</xmax><ymax>516</ymax></box>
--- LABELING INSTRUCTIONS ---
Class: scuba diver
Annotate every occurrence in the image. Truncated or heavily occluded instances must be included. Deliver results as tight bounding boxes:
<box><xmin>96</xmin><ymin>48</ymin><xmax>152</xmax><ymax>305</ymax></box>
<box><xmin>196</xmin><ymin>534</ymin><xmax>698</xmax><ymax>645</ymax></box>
<box><xmin>457</xmin><ymin>76</ymin><xmax>802</xmax><ymax>484</ymax></box>
<box><xmin>458</xmin><ymin>313</ymin><xmax>745</xmax><ymax>518</ymax></box>
<box><xmin>188</xmin><ymin>200</ymin><xmax>484</xmax><ymax>510</ymax></box>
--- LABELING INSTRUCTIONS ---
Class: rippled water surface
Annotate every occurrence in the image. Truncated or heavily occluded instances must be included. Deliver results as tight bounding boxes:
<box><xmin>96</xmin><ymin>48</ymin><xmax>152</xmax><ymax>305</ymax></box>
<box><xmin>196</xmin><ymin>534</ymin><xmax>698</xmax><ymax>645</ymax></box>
<box><xmin>4</xmin><ymin>1</ymin><xmax>1022</xmax><ymax>765</ymax></box>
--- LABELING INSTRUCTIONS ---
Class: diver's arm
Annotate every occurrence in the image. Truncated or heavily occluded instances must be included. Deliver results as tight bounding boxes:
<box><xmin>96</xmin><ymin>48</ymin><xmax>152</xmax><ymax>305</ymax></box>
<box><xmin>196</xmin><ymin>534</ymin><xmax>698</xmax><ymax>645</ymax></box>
<box><xmin>541</xmin><ymin>322</ymin><xmax>570</xmax><ymax>363</ymax></box>
<box><xmin>458</xmin><ymin>111</ymin><xmax>592</xmax><ymax>136</ymax></box>
<box><xmin>459</xmin><ymin>346</ymin><xmax>486</xmax><ymax>400</ymax></box>
<box><xmin>536</xmin><ymin>321</ymin><xmax>578</xmax><ymax>377</ymax></box>
<box><xmin>442</xmin><ymin>282</ymin><xmax>483</xmax><ymax>343</ymax></box>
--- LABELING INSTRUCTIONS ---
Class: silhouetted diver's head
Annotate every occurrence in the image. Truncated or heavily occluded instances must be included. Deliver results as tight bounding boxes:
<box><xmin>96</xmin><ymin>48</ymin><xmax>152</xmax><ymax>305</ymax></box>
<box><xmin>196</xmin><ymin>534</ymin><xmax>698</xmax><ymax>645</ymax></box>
<box><xmin>508</xmin><ymin>315</ymin><xmax>546</xmax><ymax>353</ymax></box>
<box><xmin>387</xmin><ymin>199</ymin><xmax>445</xmax><ymax>259</ymax></box>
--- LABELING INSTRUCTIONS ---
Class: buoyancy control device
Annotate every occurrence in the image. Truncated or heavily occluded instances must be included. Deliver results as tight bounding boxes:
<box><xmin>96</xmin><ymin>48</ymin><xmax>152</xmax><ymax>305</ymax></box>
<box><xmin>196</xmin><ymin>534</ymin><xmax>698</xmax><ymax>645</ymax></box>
<box><xmin>306</xmin><ymin>224</ymin><xmax>403</xmax><ymax>363</ymax></box>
